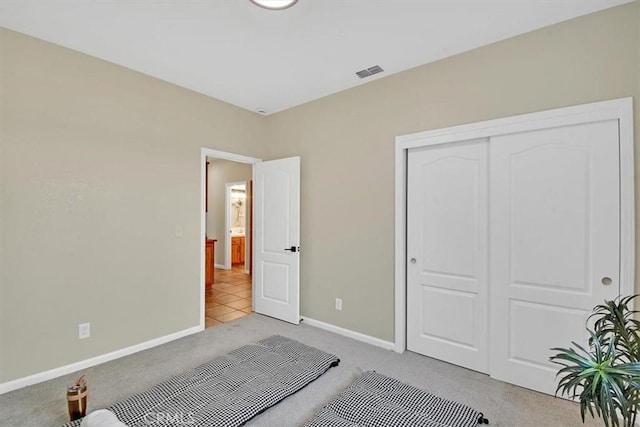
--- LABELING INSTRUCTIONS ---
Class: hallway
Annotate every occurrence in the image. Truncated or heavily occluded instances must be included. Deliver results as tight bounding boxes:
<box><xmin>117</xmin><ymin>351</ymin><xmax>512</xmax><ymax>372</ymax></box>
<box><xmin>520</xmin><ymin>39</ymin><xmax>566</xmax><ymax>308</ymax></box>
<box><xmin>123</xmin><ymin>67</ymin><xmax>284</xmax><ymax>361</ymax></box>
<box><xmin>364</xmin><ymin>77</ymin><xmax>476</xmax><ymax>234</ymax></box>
<box><xmin>205</xmin><ymin>265</ymin><xmax>252</xmax><ymax>328</ymax></box>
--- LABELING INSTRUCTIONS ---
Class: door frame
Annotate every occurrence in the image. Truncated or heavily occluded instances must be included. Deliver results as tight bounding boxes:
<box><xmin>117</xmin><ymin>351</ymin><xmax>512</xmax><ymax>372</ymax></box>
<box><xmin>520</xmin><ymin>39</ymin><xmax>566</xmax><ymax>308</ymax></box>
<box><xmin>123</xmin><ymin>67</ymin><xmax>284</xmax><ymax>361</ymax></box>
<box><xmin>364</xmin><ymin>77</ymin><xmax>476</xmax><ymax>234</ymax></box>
<box><xmin>200</xmin><ymin>148</ymin><xmax>261</xmax><ymax>329</ymax></box>
<box><xmin>393</xmin><ymin>97</ymin><xmax>635</xmax><ymax>353</ymax></box>
<box><xmin>224</xmin><ymin>181</ymin><xmax>248</xmax><ymax>270</ymax></box>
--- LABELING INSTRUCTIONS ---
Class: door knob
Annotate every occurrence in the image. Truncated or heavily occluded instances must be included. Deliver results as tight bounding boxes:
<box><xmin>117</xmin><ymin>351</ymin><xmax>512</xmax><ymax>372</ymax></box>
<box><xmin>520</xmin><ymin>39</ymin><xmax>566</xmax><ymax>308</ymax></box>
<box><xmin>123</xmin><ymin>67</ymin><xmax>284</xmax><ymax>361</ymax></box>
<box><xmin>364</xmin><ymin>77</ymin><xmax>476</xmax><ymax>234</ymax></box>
<box><xmin>284</xmin><ymin>246</ymin><xmax>299</xmax><ymax>253</ymax></box>
<box><xmin>601</xmin><ymin>277</ymin><xmax>612</xmax><ymax>286</ymax></box>
<box><xmin>410</xmin><ymin>258</ymin><xmax>416</xmax><ymax>264</ymax></box>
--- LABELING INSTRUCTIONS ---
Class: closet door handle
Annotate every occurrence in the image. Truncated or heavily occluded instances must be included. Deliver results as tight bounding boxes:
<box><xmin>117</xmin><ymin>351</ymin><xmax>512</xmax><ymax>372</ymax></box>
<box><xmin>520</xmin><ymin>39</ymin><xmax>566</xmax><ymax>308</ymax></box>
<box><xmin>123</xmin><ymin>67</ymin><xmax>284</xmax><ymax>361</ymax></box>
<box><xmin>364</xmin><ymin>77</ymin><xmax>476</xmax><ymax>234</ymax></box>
<box><xmin>284</xmin><ymin>246</ymin><xmax>299</xmax><ymax>253</ymax></box>
<box><xmin>601</xmin><ymin>277</ymin><xmax>612</xmax><ymax>286</ymax></box>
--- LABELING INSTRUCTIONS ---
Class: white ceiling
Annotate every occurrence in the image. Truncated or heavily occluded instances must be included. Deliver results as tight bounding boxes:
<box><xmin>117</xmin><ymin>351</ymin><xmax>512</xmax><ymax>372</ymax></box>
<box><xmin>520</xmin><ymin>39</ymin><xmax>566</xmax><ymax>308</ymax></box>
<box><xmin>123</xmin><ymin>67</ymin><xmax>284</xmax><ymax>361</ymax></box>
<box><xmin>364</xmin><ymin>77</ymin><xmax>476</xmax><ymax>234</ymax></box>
<box><xmin>0</xmin><ymin>0</ymin><xmax>631</xmax><ymax>115</ymax></box>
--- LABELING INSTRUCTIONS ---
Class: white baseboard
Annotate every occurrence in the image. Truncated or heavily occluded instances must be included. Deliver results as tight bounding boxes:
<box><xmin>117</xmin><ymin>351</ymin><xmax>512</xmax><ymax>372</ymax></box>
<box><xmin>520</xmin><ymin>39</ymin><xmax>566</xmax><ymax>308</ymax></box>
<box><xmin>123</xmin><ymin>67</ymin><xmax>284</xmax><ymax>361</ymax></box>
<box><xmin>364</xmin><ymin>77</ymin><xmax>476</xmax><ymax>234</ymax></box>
<box><xmin>0</xmin><ymin>325</ymin><xmax>203</xmax><ymax>395</ymax></box>
<box><xmin>301</xmin><ymin>317</ymin><xmax>395</xmax><ymax>351</ymax></box>
<box><xmin>214</xmin><ymin>263</ymin><xmax>226</xmax><ymax>269</ymax></box>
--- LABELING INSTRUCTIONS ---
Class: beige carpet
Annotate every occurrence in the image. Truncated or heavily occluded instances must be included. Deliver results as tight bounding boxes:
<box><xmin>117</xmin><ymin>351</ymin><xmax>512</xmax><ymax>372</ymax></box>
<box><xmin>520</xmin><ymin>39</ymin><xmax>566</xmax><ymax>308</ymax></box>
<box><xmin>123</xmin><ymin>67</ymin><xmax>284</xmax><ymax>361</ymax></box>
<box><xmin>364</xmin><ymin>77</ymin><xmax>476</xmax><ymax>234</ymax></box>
<box><xmin>0</xmin><ymin>314</ymin><xmax>601</xmax><ymax>426</ymax></box>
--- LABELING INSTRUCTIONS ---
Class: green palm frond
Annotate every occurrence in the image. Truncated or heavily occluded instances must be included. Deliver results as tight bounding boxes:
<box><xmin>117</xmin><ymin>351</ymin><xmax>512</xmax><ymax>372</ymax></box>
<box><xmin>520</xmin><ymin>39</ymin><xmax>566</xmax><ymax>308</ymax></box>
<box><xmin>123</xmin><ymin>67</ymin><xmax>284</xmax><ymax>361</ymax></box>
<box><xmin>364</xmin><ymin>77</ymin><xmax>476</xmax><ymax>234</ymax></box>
<box><xmin>550</xmin><ymin>294</ymin><xmax>640</xmax><ymax>427</ymax></box>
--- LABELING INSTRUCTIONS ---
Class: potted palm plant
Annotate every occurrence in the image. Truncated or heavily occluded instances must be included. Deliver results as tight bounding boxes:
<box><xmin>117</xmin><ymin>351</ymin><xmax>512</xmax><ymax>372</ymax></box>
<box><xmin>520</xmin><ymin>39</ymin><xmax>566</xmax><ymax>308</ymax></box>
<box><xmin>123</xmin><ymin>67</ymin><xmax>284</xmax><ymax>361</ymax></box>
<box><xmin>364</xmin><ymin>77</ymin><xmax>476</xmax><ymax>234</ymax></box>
<box><xmin>550</xmin><ymin>295</ymin><xmax>640</xmax><ymax>427</ymax></box>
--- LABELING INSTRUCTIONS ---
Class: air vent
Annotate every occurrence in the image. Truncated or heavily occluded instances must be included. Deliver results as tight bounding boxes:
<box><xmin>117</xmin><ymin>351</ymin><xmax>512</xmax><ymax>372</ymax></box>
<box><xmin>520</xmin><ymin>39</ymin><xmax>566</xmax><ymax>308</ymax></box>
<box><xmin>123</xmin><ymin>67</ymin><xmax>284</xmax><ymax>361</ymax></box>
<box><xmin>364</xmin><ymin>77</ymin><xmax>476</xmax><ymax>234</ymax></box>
<box><xmin>355</xmin><ymin>65</ymin><xmax>384</xmax><ymax>79</ymax></box>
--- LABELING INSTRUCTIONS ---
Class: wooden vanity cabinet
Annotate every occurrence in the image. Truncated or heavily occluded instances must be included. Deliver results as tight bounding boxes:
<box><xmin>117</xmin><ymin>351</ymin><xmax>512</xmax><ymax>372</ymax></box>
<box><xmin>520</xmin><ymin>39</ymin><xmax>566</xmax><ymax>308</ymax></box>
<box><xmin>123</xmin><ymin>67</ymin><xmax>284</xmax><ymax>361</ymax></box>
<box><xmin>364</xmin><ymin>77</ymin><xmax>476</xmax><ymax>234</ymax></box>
<box><xmin>205</xmin><ymin>239</ymin><xmax>216</xmax><ymax>287</ymax></box>
<box><xmin>231</xmin><ymin>236</ymin><xmax>245</xmax><ymax>265</ymax></box>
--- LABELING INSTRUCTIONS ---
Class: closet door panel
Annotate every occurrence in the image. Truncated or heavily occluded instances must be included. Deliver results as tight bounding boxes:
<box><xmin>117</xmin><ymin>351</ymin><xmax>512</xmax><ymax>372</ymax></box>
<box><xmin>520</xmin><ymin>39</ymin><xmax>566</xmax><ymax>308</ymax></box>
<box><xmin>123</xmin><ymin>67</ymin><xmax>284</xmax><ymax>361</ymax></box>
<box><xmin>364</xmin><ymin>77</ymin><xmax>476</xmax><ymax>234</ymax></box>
<box><xmin>489</xmin><ymin>120</ymin><xmax>620</xmax><ymax>395</ymax></box>
<box><xmin>407</xmin><ymin>139</ymin><xmax>489</xmax><ymax>373</ymax></box>
<box><xmin>509</xmin><ymin>145</ymin><xmax>589</xmax><ymax>289</ymax></box>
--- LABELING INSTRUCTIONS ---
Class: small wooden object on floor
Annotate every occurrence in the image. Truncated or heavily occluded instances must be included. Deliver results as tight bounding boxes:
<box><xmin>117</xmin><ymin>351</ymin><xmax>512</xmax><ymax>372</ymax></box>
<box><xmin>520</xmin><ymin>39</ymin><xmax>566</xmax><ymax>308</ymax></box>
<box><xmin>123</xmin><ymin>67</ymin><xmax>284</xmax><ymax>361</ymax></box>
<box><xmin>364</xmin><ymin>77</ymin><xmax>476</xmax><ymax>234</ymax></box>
<box><xmin>67</xmin><ymin>375</ymin><xmax>88</xmax><ymax>421</ymax></box>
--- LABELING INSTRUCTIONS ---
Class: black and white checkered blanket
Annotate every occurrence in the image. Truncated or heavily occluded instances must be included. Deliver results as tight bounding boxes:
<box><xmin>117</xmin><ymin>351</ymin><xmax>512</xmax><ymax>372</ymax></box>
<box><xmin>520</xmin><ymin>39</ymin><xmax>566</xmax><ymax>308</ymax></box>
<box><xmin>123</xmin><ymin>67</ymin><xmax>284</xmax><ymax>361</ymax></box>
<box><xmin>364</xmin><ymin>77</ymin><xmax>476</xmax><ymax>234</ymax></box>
<box><xmin>304</xmin><ymin>371</ymin><xmax>482</xmax><ymax>427</ymax></box>
<box><xmin>63</xmin><ymin>335</ymin><xmax>340</xmax><ymax>427</ymax></box>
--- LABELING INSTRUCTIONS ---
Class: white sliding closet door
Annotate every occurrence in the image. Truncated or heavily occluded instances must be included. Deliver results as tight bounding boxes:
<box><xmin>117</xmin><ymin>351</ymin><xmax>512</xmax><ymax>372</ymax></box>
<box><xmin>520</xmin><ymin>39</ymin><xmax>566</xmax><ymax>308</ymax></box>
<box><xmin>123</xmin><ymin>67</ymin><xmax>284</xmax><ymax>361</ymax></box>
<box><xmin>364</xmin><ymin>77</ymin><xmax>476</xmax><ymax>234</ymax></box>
<box><xmin>489</xmin><ymin>120</ymin><xmax>621</xmax><ymax>395</ymax></box>
<box><xmin>407</xmin><ymin>139</ymin><xmax>489</xmax><ymax>373</ymax></box>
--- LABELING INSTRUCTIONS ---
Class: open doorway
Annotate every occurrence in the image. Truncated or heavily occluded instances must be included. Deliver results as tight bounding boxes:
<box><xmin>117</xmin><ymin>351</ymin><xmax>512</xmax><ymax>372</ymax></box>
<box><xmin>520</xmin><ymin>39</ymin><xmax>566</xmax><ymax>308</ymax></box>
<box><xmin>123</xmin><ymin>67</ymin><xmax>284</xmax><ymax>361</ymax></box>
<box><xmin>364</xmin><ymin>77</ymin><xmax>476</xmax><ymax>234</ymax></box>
<box><xmin>201</xmin><ymin>149</ymin><xmax>259</xmax><ymax>329</ymax></box>
<box><xmin>224</xmin><ymin>182</ymin><xmax>250</xmax><ymax>272</ymax></box>
<box><xmin>200</xmin><ymin>149</ymin><xmax>302</xmax><ymax>329</ymax></box>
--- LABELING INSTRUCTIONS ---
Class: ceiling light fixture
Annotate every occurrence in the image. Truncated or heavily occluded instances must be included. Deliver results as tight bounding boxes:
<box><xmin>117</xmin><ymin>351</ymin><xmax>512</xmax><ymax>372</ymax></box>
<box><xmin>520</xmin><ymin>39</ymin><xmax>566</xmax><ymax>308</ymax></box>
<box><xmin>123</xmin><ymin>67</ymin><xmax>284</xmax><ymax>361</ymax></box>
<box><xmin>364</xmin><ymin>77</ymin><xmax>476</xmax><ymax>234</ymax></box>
<box><xmin>249</xmin><ymin>0</ymin><xmax>298</xmax><ymax>10</ymax></box>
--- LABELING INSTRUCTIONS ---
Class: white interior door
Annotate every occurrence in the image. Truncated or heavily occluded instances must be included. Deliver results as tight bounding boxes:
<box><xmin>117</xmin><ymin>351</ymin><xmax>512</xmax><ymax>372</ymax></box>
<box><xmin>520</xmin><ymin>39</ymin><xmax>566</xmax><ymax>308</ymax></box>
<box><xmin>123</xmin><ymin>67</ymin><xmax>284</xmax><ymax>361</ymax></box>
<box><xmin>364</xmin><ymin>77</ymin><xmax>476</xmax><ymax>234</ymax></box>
<box><xmin>254</xmin><ymin>157</ymin><xmax>300</xmax><ymax>324</ymax></box>
<box><xmin>489</xmin><ymin>120</ymin><xmax>621</xmax><ymax>395</ymax></box>
<box><xmin>407</xmin><ymin>139</ymin><xmax>489</xmax><ymax>373</ymax></box>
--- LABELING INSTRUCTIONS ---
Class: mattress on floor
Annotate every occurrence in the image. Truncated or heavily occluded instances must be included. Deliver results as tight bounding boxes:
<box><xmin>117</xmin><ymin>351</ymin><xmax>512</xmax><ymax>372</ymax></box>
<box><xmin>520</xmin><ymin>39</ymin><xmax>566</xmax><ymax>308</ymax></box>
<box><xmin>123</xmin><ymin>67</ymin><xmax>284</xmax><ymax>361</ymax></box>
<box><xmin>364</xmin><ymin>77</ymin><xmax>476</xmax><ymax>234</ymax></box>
<box><xmin>304</xmin><ymin>371</ymin><xmax>483</xmax><ymax>427</ymax></box>
<box><xmin>63</xmin><ymin>335</ymin><xmax>340</xmax><ymax>427</ymax></box>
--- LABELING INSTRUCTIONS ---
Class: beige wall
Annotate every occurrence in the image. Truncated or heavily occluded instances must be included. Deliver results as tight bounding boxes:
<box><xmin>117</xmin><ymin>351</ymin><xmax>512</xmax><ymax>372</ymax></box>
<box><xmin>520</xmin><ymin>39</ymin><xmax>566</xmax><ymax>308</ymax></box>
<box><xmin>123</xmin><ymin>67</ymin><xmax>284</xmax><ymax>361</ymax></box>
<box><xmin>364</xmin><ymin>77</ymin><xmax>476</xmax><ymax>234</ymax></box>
<box><xmin>0</xmin><ymin>28</ymin><xmax>267</xmax><ymax>383</ymax></box>
<box><xmin>265</xmin><ymin>2</ymin><xmax>640</xmax><ymax>342</ymax></box>
<box><xmin>1</xmin><ymin>1</ymin><xmax>639</xmax><ymax>384</ymax></box>
<box><xmin>206</xmin><ymin>159</ymin><xmax>252</xmax><ymax>265</ymax></box>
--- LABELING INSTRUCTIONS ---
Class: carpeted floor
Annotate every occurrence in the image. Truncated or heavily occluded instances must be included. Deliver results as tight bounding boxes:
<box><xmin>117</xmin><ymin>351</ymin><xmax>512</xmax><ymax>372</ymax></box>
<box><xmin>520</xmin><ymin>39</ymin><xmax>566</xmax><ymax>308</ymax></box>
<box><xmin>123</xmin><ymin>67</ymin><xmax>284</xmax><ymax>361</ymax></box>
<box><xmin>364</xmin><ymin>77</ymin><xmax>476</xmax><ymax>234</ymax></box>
<box><xmin>1</xmin><ymin>314</ymin><xmax>601</xmax><ymax>427</ymax></box>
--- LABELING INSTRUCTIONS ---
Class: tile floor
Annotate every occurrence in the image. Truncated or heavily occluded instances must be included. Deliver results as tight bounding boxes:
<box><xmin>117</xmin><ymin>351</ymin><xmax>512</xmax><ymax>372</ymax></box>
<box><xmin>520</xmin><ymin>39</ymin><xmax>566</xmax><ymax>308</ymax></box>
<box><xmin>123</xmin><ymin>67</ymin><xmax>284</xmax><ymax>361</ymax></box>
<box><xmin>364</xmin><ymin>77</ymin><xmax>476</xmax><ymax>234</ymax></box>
<box><xmin>205</xmin><ymin>265</ymin><xmax>252</xmax><ymax>328</ymax></box>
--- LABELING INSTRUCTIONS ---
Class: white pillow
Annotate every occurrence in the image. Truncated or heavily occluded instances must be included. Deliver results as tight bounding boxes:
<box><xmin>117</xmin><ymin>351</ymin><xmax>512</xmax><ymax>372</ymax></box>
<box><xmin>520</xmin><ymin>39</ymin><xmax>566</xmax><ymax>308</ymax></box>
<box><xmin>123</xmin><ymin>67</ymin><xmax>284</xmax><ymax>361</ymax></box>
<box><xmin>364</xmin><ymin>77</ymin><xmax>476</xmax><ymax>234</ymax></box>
<box><xmin>80</xmin><ymin>409</ymin><xmax>127</xmax><ymax>427</ymax></box>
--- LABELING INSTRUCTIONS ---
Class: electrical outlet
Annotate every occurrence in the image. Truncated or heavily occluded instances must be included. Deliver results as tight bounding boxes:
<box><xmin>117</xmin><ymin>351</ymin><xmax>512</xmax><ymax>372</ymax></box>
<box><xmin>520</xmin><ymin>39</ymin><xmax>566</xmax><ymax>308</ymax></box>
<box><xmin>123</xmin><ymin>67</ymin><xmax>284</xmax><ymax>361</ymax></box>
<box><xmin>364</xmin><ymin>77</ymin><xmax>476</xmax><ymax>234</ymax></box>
<box><xmin>79</xmin><ymin>323</ymin><xmax>91</xmax><ymax>339</ymax></box>
<box><xmin>335</xmin><ymin>298</ymin><xmax>342</xmax><ymax>311</ymax></box>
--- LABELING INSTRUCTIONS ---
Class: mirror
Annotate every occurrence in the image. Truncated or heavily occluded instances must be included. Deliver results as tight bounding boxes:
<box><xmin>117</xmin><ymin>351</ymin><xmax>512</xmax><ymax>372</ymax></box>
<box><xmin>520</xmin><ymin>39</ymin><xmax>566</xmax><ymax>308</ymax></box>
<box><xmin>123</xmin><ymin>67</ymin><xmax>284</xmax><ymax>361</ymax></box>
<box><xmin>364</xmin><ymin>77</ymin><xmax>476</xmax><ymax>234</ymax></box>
<box><xmin>230</xmin><ymin>185</ymin><xmax>246</xmax><ymax>230</ymax></box>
